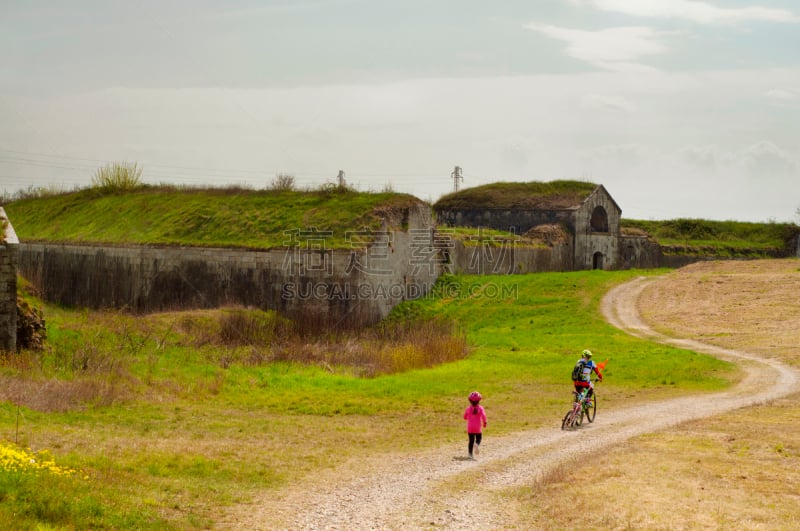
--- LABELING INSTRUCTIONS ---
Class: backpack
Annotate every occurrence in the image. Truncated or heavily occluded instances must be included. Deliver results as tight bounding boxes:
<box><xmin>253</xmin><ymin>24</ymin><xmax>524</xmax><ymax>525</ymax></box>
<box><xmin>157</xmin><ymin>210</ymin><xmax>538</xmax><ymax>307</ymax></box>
<box><xmin>571</xmin><ymin>360</ymin><xmax>585</xmax><ymax>381</ymax></box>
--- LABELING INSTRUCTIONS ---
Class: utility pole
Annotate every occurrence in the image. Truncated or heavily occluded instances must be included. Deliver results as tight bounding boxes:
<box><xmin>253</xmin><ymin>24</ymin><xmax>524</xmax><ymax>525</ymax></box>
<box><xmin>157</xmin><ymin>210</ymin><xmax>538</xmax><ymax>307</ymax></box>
<box><xmin>451</xmin><ymin>166</ymin><xmax>463</xmax><ymax>193</ymax></box>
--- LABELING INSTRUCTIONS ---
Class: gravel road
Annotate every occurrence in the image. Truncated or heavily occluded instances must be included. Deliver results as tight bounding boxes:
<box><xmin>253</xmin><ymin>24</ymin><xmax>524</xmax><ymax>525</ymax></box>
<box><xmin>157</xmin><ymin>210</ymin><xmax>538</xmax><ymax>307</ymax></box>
<box><xmin>219</xmin><ymin>276</ymin><xmax>800</xmax><ymax>530</ymax></box>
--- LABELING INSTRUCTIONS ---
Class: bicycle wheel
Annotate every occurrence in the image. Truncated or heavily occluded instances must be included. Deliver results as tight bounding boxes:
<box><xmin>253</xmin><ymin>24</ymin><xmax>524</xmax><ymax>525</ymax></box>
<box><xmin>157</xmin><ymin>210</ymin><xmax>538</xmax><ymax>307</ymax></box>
<box><xmin>561</xmin><ymin>403</ymin><xmax>580</xmax><ymax>430</ymax></box>
<box><xmin>561</xmin><ymin>410</ymin><xmax>573</xmax><ymax>430</ymax></box>
<box><xmin>585</xmin><ymin>395</ymin><xmax>596</xmax><ymax>423</ymax></box>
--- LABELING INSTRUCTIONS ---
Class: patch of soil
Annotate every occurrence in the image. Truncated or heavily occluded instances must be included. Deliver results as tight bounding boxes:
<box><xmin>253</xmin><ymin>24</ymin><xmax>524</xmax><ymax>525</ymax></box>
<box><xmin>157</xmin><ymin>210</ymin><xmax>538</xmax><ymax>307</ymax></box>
<box><xmin>522</xmin><ymin>224</ymin><xmax>571</xmax><ymax>246</ymax></box>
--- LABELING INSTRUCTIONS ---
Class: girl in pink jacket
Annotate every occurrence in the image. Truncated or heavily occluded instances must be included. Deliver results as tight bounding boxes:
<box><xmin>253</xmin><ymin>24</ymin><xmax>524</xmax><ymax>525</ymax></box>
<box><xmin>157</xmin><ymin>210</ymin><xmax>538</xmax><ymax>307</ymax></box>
<box><xmin>463</xmin><ymin>391</ymin><xmax>487</xmax><ymax>459</ymax></box>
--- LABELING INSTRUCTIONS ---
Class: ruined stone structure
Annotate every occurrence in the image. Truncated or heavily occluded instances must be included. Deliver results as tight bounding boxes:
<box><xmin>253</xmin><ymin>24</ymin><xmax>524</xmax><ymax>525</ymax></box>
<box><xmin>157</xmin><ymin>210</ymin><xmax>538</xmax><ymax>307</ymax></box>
<box><xmin>435</xmin><ymin>182</ymin><xmax>640</xmax><ymax>270</ymax></box>
<box><xmin>0</xmin><ymin>207</ymin><xmax>19</xmax><ymax>351</ymax></box>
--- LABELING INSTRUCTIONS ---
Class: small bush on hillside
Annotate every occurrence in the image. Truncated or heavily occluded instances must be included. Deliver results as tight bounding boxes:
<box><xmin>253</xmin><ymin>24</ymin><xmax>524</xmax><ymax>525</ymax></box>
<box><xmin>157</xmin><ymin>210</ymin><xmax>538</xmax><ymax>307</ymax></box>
<box><xmin>269</xmin><ymin>173</ymin><xmax>296</xmax><ymax>191</ymax></box>
<box><xmin>91</xmin><ymin>161</ymin><xmax>143</xmax><ymax>191</ymax></box>
<box><xmin>317</xmin><ymin>181</ymin><xmax>356</xmax><ymax>196</ymax></box>
<box><xmin>218</xmin><ymin>309</ymin><xmax>293</xmax><ymax>346</ymax></box>
<box><xmin>177</xmin><ymin>308</ymin><xmax>292</xmax><ymax>348</ymax></box>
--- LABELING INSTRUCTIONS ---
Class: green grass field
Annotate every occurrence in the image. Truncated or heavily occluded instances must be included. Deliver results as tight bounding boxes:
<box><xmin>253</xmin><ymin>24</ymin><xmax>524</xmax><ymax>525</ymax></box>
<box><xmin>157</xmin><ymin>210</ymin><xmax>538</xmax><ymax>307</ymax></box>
<box><xmin>0</xmin><ymin>270</ymin><xmax>735</xmax><ymax>528</ymax></box>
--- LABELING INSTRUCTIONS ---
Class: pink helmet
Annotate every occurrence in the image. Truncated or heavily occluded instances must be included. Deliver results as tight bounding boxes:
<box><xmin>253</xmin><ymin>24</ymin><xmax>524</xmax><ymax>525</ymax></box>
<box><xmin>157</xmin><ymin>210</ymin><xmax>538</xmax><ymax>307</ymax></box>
<box><xmin>468</xmin><ymin>391</ymin><xmax>482</xmax><ymax>402</ymax></box>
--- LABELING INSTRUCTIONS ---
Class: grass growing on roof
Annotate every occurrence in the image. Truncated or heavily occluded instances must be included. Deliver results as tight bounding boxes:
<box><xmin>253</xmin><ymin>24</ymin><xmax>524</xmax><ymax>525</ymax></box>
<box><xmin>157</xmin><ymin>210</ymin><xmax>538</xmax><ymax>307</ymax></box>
<box><xmin>434</xmin><ymin>180</ymin><xmax>597</xmax><ymax>210</ymax></box>
<box><xmin>4</xmin><ymin>186</ymin><xmax>422</xmax><ymax>249</ymax></box>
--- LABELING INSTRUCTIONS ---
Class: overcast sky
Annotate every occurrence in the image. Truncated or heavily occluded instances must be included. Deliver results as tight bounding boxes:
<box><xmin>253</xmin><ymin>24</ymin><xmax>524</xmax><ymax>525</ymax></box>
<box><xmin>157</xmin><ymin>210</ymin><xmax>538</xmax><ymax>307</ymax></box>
<box><xmin>1</xmin><ymin>0</ymin><xmax>799</xmax><ymax>221</ymax></box>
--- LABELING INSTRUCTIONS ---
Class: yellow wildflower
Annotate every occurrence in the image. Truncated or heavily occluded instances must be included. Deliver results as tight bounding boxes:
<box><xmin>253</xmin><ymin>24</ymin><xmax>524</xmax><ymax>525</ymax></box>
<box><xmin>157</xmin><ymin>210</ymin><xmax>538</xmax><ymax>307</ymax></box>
<box><xmin>0</xmin><ymin>442</ymin><xmax>76</xmax><ymax>477</ymax></box>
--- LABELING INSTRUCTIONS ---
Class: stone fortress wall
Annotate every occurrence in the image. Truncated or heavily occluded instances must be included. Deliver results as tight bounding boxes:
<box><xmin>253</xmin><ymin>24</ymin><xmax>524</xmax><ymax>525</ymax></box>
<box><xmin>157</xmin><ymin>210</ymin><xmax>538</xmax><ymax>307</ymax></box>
<box><xmin>17</xmin><ymin>204</ymin><xmax>440</xmax><ymax>328</ymax></box>
<box><xmin>9</xmin><ymin>196</ymin><xmax>799</xmax><ymax>330</ymax></box>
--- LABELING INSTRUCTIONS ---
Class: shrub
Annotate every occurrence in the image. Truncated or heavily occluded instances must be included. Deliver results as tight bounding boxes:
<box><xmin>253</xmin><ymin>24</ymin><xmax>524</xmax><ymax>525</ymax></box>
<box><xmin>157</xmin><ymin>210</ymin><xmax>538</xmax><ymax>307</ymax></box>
<box><xmin>269</xmin><ymin>173</ymin><xmax>296</xmax><ymax>191</ymax></box>
<box><xmin>91</xmin><ymin>162</ymin><xmax>143</xmax><ymax>191</ymax></box>
<box><xmin>218</xmin><ymin>308</ymin><xmax>292</xmax><ymax>346</ymax></box>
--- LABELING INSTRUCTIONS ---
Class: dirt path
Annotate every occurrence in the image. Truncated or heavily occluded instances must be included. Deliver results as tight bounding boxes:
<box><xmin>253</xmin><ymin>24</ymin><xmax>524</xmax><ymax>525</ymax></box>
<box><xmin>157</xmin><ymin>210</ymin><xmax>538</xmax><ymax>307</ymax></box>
<box><xmin>220</xmin><ymin>275</ymin><xmax>800</xmax><ymax>530</ymax></box>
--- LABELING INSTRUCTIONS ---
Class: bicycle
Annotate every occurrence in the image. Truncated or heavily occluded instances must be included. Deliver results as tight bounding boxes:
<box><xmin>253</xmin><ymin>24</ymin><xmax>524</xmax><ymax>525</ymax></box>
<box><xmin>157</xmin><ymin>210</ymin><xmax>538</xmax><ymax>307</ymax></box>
<box><xmin>561</xmin><ymin>379</ymin><xmax>598</xmax><ymax>430</ymax></box>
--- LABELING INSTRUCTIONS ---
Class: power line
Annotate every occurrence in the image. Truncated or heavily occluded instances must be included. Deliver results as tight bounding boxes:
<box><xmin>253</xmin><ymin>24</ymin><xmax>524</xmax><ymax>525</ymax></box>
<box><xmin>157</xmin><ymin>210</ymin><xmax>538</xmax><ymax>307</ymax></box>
<box><xmin>0</xmin><ymin>148</ymin><xmax>458</xmax><ymax>181</ymax></box>
<box><xmin>0</xmin><ymin>148</ymin><xmax>488</xmax><ymax>199</ymax></box>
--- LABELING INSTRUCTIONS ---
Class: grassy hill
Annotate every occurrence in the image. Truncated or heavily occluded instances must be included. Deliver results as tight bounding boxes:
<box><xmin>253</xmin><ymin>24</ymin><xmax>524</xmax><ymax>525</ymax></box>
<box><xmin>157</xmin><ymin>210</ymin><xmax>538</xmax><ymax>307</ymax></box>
<box><xmin>3</xmin><ymin>185</ymin><xmax>423</xmax><ymax>249</ymax></box>
<box><xmin>622</xmin><ymin>218</ymin><xmax>799</xmax><ymax>257</ymax></box>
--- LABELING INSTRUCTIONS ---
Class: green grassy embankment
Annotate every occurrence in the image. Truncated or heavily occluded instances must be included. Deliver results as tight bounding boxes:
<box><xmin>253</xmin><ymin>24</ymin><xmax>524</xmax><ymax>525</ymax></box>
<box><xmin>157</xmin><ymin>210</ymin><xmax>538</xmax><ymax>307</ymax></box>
<box><xmin>622</xmin><ymin>218</ymin><xmax>799</xmax><ymax>257</ymax></box>
<box><xmin>3</xmin><ymin>186</ymin><xmax>421</xmax><ymax>249</ymax></box>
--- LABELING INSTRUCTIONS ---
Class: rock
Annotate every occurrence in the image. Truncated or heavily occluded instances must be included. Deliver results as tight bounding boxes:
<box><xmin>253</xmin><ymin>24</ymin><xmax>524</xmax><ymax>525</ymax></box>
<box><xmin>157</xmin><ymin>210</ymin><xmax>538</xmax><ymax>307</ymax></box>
<box><xmin>16</xmin><ymin>296</ymin><xmax>46</xmax><ymax>350</ymax></box>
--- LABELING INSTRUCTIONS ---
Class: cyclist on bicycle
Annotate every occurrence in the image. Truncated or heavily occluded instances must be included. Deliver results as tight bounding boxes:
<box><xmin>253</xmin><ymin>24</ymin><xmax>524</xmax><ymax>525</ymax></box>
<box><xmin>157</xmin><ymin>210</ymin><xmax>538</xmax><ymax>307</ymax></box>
<box><xmin>572</xmin><ymin>349</ymin><xmax>602</xmax><ymax>402</ymax></box>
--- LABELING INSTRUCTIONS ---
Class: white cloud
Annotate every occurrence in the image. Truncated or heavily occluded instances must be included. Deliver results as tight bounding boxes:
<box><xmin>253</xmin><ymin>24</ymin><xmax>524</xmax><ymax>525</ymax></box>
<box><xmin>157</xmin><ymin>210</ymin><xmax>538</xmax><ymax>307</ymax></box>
<box><xmin>524</xmin><ymin>23</ymin><xmax>671</xmax><ymax>71</ymax></box>
<box><xmin>580</xmin><ymin>93</ymin><xmax>637</xmax><ymax>112</ymax></box>
<box><xmin>679</xmin><ymin>144</ymin><xmax>724</xmax><ymax>169</ymax></box>
<box><xmin>582</xmin><ymin>143</ymin><xmax>650</xmax><ymax>169</ymax></box>
<box><xmin>765</xmin><ymin>88</ymin><xmax>798</xmax><ymax>106</ymax></box>
<box><xmin>677</xmin><ymin>141</ymin><xmax>799</xmax><ymax>179</ymax></box>
<box><xmin>739</xmin><ymin>140</ymin><xmax>798</xmax><ymax>178</ymax></box>
<box><xmin>674</xmin><ymin>141</ymin><xmax>798</xmax><ymax>193</ymax></box>
<box><xmin>570</xmin><ymin>0</ymin><xmax>800</xmax><ymax>24</ymax></box>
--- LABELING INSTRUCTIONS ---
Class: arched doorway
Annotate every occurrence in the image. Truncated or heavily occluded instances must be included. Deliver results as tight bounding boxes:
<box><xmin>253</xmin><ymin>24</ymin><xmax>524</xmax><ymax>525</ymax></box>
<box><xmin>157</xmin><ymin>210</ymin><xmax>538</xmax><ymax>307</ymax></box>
<box><xmin>592</xmin><ymin>252</ymin><xmax>604</xmax><ymax>270</ymax></box>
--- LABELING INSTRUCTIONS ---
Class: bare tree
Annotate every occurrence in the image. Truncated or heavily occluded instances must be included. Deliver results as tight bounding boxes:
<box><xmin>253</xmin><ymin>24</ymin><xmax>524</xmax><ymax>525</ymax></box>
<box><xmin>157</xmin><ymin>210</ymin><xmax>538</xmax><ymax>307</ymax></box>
<box><xmin>270</xmin><ymin>173</ymin><xmax>296</xmax><ymax>191</ymax></box>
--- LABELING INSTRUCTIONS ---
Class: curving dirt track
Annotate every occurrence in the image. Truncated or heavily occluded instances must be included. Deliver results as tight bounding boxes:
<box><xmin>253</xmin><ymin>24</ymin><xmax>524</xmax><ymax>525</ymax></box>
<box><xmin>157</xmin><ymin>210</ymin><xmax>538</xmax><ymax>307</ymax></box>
<box><xmin>219</xmin><ymin>274</ymin><xmax>800</xmax><ymax>530</ymax></box>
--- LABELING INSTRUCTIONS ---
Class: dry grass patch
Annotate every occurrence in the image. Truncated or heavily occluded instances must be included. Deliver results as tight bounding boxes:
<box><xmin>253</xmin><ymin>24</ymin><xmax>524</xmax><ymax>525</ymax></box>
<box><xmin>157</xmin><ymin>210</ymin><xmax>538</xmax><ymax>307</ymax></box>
<box><xmin>516</xmin><ymin>396</ymin><xmax>800</xmax><ymax>529</ymax></box>
<box><xmin>168</xmin><ymin>307</ymin><xmax>470</xmax><ymax>376</ymax></box>
<box><xmin>638</xmin><ymin>258</ymin><xmax>800</xmax><ymax>366</ymax></box>
<box><xmin>0</xmin><ymin>375</ymin><xmax>134</xmax><ymax>413</ymax></box>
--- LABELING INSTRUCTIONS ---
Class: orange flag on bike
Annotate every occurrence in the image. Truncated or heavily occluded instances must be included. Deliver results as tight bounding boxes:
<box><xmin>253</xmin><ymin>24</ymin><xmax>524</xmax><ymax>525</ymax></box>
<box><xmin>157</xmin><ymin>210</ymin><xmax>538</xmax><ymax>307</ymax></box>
<box><xmin>597</xmin><ymin>359</ymin><xmax>609</xmax><ymax>370</ymax></box>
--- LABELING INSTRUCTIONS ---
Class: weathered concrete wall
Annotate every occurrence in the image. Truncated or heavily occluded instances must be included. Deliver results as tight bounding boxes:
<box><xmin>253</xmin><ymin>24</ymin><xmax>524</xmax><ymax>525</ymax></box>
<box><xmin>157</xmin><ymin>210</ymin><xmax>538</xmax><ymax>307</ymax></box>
<box><xmin>0</xmin><ymin>207</ymin><xmax>19</xmax><ymax>352</ymax></box>
<box><xmin>18</xmin><ymin>205</ymin><xmax>438</xmax><ymax>328</ymax></box>
<box><xmin>445</xmin><ymin>241</ymin><xmax>574</xmax><ymax>275</ymax></box>
<box><xmin>616</xmin><ymin>239</ymin><xmax>792</xmax><ymax>269</ymax></box>
<box><xmin>436</xmin><ymin>208</ymin><xmax>577</xmax><ymax>235</ymax></box>
<box><xmin>573</xmin><ymin>186</ymin><xmax>621</xmax><ymax>270</ymax></box>
<box><xmin>619</xmin><ymin>235</ymin><xmax>663</xmax><ymax>269</ymax></box>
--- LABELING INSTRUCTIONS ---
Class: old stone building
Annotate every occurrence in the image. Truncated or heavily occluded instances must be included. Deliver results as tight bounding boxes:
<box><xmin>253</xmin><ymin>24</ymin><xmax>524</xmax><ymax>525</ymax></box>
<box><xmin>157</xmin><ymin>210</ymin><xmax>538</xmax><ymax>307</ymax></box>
<box><xmin>434</xmin><ymin>180</ymin><xmax>639</xmax><ymax>271</ymax></box>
